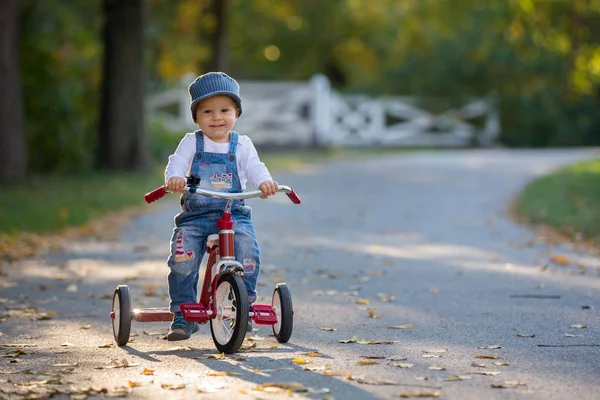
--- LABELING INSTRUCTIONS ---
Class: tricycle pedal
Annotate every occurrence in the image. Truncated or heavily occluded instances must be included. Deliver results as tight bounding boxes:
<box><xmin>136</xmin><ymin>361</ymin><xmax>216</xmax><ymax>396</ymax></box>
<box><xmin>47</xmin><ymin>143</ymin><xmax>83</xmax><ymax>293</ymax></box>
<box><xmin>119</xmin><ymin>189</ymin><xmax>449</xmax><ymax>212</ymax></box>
<box><xmin>180</xmin><ymin>303</ymin><xmax>210</xmax><ymax>323</ymax></box>
<box><xmin>251</xmin><ymin>304</ymin><xmax>278</xmax><ymax>325</ymax></box>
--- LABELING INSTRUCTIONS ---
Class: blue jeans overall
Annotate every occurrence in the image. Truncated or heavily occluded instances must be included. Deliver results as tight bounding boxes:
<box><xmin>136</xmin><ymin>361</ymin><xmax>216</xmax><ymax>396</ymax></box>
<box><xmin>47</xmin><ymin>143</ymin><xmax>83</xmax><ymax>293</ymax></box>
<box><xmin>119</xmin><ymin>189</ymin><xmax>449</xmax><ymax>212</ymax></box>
<box><xmin>167</xmin><ymin>131</ymin><xmax>260</xmax><ymax>313</ymax></box>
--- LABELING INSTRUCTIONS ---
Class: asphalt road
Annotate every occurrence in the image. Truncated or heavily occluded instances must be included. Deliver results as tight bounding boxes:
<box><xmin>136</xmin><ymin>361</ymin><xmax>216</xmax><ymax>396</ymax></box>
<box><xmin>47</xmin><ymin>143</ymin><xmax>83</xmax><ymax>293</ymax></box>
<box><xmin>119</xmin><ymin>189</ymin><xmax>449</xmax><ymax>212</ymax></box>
<box><xmin>1</xmin><ymin>148</ymin><xmax>600</xmax><ymax>400</ymax></box>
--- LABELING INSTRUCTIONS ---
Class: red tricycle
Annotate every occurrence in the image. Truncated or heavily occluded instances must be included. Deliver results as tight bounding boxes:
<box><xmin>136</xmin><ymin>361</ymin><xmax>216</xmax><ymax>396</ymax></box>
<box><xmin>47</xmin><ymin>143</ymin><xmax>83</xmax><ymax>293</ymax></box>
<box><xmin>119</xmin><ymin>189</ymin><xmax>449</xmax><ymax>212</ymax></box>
<box><xmin>109</xmin><ymin>183</ymin><xmax>301</xmax><ymax>354</ymax></box>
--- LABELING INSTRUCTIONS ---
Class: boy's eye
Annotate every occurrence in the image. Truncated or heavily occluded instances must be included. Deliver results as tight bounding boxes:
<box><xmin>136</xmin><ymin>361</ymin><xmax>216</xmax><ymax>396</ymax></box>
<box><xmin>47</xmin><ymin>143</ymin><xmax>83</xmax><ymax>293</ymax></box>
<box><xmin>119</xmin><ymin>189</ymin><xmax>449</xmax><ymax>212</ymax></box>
<box><xmin>221</xmin><ymin>108</ymin><xmax>231</xmax><ymax>113</ymax></box>
<box><xmin>203</xmin><ymin>110</ymin><xmax>211</xmax><ymax>114</ymax></box>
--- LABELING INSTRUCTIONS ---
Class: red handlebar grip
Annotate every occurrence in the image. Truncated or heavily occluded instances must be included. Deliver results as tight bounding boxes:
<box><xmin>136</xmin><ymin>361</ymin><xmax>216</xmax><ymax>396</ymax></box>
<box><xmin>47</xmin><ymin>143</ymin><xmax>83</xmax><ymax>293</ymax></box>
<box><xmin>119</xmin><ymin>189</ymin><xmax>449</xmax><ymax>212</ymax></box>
<box><xmin>144</xmin><ymin>186</ymin><xmax>168</xmax><ymax>204</ymax></box>
<box><xmin>286</xmin><ymin>189</ymin><xmax>301</xmax><ymax>204</ymax></box>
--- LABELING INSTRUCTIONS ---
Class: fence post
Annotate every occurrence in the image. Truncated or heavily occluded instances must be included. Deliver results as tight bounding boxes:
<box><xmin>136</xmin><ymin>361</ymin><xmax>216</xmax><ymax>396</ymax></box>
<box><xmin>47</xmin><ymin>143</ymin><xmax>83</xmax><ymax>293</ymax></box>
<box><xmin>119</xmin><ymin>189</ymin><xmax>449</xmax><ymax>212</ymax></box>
<box><xmin>310</xmin><ymin>74</ymin><xmax>331</xmax><ymax>148</ymax></box>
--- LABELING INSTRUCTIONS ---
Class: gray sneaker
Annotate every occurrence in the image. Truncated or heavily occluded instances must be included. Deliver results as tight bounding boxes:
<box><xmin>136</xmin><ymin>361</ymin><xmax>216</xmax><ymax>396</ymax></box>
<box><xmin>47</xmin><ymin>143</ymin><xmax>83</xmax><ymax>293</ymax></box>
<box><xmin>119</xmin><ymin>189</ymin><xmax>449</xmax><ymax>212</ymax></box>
<box><xmin>167</xmin><ymin>312</ymin><xmax>199</xmax><ymax>341</ymax></box>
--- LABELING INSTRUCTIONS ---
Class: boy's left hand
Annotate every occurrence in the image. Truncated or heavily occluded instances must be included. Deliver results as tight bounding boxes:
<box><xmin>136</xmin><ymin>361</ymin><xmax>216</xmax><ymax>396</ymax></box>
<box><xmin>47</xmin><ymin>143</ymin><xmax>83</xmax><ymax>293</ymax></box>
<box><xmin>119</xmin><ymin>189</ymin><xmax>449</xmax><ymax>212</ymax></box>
<box><xmin>258</xmin><ymin>180</ymin><xmax>279</xmax><ymax>199</ymax></box>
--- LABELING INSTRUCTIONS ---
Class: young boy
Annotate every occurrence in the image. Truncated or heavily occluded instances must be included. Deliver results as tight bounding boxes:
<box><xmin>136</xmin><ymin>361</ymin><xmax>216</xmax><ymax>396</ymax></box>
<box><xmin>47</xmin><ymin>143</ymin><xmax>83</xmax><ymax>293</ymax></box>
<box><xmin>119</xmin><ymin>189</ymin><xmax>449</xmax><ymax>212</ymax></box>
<box><xmin>164</xmin><ymin>72</ymin><xmax>278</xmax><ymax>341</ymax></box>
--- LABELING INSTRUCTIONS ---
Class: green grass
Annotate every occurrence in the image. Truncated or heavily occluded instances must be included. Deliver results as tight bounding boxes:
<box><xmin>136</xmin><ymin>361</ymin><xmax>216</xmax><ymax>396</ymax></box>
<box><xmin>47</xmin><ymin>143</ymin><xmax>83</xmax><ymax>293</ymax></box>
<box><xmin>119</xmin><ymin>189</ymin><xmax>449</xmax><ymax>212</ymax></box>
<box><xmin>514</xmin><ymin>158</ymin><xmax>600</xmax><ymax>245</ymax></box>
<box><xmin>0</xmin><ymin>169</ymin><xmax>163</xmax><ymax>235</ymax></box>
<box><xmin>0</xmin><ymin>147</ymin><xmax>421</xmax><ymax>237</ymax></box>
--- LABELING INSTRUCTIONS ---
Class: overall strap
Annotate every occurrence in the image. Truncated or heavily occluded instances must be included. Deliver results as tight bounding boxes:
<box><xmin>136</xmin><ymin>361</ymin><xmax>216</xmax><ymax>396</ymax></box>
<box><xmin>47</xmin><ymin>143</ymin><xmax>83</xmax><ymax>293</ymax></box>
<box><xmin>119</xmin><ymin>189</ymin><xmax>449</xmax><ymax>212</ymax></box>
<box><xmin>228</xmin><ymin>132</ymin><xmax>238</xmax><ymax>154</ymax></box>
<box><xmin>191</xmin><ymin>131</ymin><xmax>204</xmax><ymax>176</ymax></box>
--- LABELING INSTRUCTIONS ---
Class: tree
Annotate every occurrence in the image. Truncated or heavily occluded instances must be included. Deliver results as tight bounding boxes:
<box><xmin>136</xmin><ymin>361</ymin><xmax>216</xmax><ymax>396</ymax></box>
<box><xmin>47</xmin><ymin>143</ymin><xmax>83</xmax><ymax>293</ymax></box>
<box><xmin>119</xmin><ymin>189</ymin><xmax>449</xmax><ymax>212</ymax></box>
<box><xmin>0</xmin><ymin>0</ymin><xmax>26</xmax><ymax>181</ymax></box>
<box><xmin>99</xmin><ymin>0</ymin><xmax>150</xmax><ymax>171</ymax></box>
<box><xmin>208</xmin><ymin>0</ymin><xmax>229</xmax><ymax>72</ymax></box>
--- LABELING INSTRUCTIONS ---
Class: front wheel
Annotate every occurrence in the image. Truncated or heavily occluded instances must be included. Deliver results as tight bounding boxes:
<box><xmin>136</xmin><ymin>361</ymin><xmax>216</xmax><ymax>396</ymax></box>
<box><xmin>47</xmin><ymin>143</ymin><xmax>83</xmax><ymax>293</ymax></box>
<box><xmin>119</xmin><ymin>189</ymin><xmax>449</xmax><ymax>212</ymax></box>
<box><xmin>210</xmin><ymin>273</ymin><xmax>248</xmax><ymax>354</ymax></box>
<box><xmin>272</xmin><ymin>283</ymin><xmax>293</xmax><ymax>343</ymax></box>
<box><xmin>112</xmin><ymin>285</ymin><xmax>132</xmax><ymax>346</ymax></box>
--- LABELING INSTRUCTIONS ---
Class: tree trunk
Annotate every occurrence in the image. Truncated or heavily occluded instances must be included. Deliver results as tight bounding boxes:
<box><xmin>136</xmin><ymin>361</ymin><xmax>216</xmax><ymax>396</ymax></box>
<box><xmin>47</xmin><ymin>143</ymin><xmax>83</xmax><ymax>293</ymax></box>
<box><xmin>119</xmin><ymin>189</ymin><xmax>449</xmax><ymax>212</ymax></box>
<box><xmin>209</xmin><ymin>0</ymin><xmax>229</xmax><ymax>72</ymax></box>
<box><xmin>0</xmin><ymin>0</ymin><xmax>26</xmax><ymax>181</ymax></box>
<box><xmin>99</xmin><ymin>0</ymin><xmax>150</xmax><ymax>171</ymax></box>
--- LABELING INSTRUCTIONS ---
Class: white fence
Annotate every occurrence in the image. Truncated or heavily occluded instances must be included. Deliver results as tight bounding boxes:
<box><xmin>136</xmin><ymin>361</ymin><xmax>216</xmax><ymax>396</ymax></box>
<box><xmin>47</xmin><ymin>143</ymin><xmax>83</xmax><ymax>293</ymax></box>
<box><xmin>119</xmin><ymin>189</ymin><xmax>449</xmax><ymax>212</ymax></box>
<box><xmin>148</xmin><ymin>73</ymin><xmax>500</xmax><ymax>147</ymax></box>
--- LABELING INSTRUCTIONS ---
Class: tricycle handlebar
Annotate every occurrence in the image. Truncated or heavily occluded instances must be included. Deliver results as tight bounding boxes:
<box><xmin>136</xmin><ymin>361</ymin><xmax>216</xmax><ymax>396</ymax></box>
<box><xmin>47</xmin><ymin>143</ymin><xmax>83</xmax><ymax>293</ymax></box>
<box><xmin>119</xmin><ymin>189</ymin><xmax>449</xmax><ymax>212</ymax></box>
<box><xmin>144</xmin><ymin>185</ymin><xmax>301</xmax><ymax>205</ymax></box>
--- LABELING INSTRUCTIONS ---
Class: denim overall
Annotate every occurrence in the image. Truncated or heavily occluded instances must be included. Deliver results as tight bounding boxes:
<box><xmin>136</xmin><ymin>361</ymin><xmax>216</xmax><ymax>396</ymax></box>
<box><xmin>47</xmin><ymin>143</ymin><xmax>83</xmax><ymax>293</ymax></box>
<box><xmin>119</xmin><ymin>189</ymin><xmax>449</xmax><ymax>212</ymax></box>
<box><xmin>167</xmin><ymin>131</ymin><xmax>260</xmax><ymax>313</ymax></box>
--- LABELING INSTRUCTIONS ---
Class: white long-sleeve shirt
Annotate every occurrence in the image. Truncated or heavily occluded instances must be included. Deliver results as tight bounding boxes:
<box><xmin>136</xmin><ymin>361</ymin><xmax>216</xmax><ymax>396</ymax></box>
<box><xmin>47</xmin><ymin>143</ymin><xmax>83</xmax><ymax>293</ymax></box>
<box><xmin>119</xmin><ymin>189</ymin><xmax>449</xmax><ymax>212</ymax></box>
<box><xmin>165</xmin><ymin>132</ymin><xmax>272</xmax><ymax>191</ymax></box>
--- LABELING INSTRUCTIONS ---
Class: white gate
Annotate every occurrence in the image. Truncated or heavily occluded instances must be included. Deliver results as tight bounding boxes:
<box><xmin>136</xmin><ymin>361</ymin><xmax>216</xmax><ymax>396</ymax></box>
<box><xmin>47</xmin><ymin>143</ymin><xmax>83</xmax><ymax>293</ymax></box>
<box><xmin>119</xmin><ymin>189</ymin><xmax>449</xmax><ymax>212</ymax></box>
<box><xmin>147</xmin><ymin>73</ymin><xmax>499</xmax><ymax>147</ymax></box>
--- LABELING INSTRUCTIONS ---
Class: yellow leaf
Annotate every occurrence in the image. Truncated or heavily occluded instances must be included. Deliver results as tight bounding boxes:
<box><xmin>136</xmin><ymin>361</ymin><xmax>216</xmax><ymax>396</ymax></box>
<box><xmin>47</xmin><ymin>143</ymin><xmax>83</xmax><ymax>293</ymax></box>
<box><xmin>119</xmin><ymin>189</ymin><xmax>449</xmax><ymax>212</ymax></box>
<box><xmin>305</xmin><ymin>352</ymin><xmax>321</xmax><ymax>357</ymax></box>
<box><xmin>292</xmin><ymin>358</ymin><xmax>307</xmax><ymax>364</ymax></box>
<box><xmin>475</xmin><ymin>354</ymin><xmax>500</xmax><ymax>359</ymax></box>
<box><xmin>355</xmin><ymin>299</ymin><xmax>370</xmax><ymax>305</ymax></box>
<box><xmin>142</xmin><ymin>368</ymin><xmax>155</xmax><ymax>375</ymax></box>
<box><xmin>357</xmin><ymin>360</ymin><xmax>378</xmax><ymax>365</ymax></box>
<box><xmin>550</xmin><ymin>255</ymin><xmax>569</xmax><ymax>266</ymax></box>
<box><xmin>319</xmin><ymin>327</ymin><xmax>336</xmax><ymax>331</ymax></box>
<box><xmin>98</xmin><ymin>343</ymin><xmax>113</xmax><ymax>348</ymax></box>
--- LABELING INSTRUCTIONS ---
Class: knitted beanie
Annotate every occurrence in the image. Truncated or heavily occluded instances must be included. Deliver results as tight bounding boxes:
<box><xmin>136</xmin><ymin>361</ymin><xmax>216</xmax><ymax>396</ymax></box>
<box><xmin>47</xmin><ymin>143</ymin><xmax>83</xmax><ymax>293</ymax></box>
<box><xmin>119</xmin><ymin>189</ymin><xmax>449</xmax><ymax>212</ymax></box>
<box><xmin>188</xmin><ymin>72</ymin><xmax>242</xmax><ymax>122</ymax></box>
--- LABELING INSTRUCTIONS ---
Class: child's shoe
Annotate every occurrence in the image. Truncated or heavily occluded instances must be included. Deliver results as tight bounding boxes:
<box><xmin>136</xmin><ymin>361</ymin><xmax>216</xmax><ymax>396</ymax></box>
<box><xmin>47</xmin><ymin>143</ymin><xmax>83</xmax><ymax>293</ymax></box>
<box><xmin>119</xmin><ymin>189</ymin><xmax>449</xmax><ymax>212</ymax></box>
<box><xmin>167</xmin><ymin>311</ymin><xmax>199</xmax><ymax>341</ymax></box>
<box><xmin>246</xmin><ymin>318</ymin><xmax>254</xmax><ymax>333</ymax></box>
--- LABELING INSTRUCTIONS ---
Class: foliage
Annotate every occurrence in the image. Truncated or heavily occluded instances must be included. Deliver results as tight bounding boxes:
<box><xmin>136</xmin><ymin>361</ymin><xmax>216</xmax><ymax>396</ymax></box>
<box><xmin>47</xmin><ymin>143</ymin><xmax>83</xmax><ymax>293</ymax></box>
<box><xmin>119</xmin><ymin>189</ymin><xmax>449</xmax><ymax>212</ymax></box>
<box><xmin>19</xmin><ymin>0</ymin><xmax>102</xmax><ymax>173</ymax></box>
<box><xmin>16</xmin><ymin>0</ymin><xmax>600</xmax><ymax>177</ymax></box>
<box><xmin>515</xmin><ymin>158</ymin><xmax>600</xmax><ymax>245</ymax></box>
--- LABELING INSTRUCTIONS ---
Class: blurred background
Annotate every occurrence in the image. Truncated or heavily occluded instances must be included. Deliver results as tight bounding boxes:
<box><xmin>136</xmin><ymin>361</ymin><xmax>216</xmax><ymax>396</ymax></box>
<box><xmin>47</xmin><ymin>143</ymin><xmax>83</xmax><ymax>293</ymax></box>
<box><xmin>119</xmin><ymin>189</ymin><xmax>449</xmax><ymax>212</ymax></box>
<box><xmin>1</xmin><ymin>0</ymin><xmax>600</xmax><ymax>241</ymax></box>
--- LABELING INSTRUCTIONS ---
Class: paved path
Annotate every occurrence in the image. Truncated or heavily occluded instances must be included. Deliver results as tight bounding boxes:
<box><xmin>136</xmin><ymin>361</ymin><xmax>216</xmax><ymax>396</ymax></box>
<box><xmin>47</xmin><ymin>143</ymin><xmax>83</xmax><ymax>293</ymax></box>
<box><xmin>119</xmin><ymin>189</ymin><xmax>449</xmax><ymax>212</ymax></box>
<box><xmin>1</xmin><ymin>149</ymin><xmax>600</xmax><ymax>400</ymax></box>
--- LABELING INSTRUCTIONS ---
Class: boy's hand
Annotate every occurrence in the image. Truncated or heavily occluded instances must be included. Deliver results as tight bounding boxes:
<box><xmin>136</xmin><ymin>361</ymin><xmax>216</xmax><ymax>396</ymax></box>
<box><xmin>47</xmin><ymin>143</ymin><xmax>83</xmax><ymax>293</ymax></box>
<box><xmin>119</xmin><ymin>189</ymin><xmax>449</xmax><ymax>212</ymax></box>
<box><xmin>258</xmin><ymin>180</ymin><xmax>279</xmax><ymax>199</ymax></box>
<box><xmin>166</xmin><ymin>176</ymin><xmax>186</xmax><ymax>193</ymax></box>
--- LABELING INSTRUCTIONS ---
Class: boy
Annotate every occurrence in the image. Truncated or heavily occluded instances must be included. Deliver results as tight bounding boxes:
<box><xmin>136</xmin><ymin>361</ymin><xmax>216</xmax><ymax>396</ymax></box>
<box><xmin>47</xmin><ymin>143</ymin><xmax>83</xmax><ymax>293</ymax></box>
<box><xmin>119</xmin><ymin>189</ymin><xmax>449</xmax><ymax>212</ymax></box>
<box><xmin>164</xmin><ymin>72</ymin><xmax>278</xmax><ymax>341</ymax></box>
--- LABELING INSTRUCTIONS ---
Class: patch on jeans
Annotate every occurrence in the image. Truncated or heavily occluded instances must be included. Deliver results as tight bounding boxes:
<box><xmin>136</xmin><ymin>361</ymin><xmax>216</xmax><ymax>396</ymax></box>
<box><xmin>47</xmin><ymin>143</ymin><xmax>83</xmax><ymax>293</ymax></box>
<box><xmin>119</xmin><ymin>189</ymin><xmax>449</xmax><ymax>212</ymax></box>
<box><xmin>174</xmin><ymin>231</ymin><xmax>195</xmax><ymax>262</ymax></box>
<box><xmin>242</xmin><ymin>257</ymin><xmax>256</xmax><ymax>274</ymax></box>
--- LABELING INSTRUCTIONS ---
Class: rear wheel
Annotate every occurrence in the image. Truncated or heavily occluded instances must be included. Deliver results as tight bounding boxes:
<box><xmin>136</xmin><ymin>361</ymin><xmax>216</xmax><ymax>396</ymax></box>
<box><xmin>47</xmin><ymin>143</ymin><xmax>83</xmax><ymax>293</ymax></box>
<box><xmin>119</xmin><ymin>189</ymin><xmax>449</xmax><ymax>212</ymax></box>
<box><xmin>112</xmin><ymin>285</ymin><xmax>132</xmax><ymax>346</ymax></box>
<box><xmin>272</xmin><ymin>283</ymin><xmax>293</xmax><ymax>343</ymax></box>
<box><xmin>210</xmin><ymin>273</ymin><xmax>248</xmax><ymax>354</ymax></box>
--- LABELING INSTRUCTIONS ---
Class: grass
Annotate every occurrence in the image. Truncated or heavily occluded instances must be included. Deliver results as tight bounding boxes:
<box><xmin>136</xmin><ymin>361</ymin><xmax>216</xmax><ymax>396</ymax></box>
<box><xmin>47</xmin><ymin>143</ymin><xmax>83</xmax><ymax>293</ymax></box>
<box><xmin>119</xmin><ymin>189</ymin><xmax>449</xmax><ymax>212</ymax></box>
<box><xmin>0</xmin><ymin>146</ymin><xmax>422</xmax><ymax>238</ymax></box>
<box><xmin>514</xmin><ymin>158</ymin><xmax>600</xmax><ymax>246</ymax></box>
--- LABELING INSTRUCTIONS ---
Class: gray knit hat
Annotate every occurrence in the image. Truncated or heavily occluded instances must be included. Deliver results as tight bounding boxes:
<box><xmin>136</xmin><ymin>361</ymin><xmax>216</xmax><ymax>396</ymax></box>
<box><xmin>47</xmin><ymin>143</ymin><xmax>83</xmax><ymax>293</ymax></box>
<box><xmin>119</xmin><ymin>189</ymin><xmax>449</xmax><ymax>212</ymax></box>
<box><xmin>189</xmin><ymin>72</ymin><xmax>242</xmax><ymax>122</ymax></box>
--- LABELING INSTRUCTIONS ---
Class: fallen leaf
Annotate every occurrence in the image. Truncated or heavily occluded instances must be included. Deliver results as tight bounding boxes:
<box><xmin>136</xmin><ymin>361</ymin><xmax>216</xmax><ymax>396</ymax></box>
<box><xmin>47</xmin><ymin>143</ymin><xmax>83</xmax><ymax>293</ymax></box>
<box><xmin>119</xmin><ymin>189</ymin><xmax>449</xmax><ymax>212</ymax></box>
<box><xmin>422</xmin><ymin>354</ymin><xmax>441</xmax><ymax>358</ymax></box>
<box><xmin>517</xmin><ymin>333</ymin><xmax>535</xmax><ymax>338</ymax></box>
<box><xmin>128</xmin><ymin>379</ymin><xmax>152</xmax><ymax>387</ymax></box>
<box><xmin>355</xmin><ymin>299</ymin><xmax>370</xmax><ymax>305</ymax></box>
<box><xmin>388</xmin><ymin>324</ymin><xmax>413</xmax><ymax>329</ymax></box>
<box><xmin>292</xmin><ymin>358</ymin><xmax>308</xmax><ymax>364</ymax></box>
<box><xmin>80</xmin><ymin>325</ymin><xmax>91</xmax><ymax>330</ymax></box>
<box><xmin>141</xmin><ymin>368</ymin><xmax>155</xmax><ymax>375</ymax></box>
<box><xmin>51</xmin><ymin>363</ymin><xmax>78</xmax><ymax>367</ymax></box>
<box><xmin>569</xmin><ymin>324</ymin><xmax>587</xmax><ymax>329</ymax></box>
<box><xmin>361</xmin><ymin>355</ymin><xmax>386</xmax><ymax>359</ymax></box>
<box><xmin>161</xmin><ymin>383</ymin><xmax>186</xmax><ymax>390</ymax></box>
<box><xmin>428</xmin><ymin>365</ymin><xmax>445</xmax><ymax>371</ymax></box>
<box><xmin>468</xmin><ymin>371</ymin><xmax>501</xmax><ymax>376</ymax></box>
<box><xmin>491</xmin><ymin>381</ymin><xmax>526</xmax><ymax>389</ymax></box>
<box><xmin>397</xmin><ymin>391</ymin><xmax>442</xmax><ymax>398</ymax></box>
<box><xmin>550</xmin><ymin>255</ymin><xmax>569</xmax><ymax>266</ymax></box>
<box><xmin>475</xmin><ymin>354</ymin><xmax>500</xmax><ymax>359</ymax></box>
<box><xmin>357</xmin><ymin>360</ymin><xmax>378</xmax><ymax>365</ymax></box>
<box><xmin>259</xmin><ymin>382</ymin><xmax>307</xmax><ymax>392</ymax></box>
<box><xmin>206</xmin><ymin>371</ymin><xmax>242</xmax><ymax>376</ymax></box>
<box><xmin>394</xmin><ymin>363</ymin><xmax>414</xmax><ymax>369</ymax></box>
<box><xmin>368</xmin><ymin>308</ymin><xmax>379</xmax><ymax>318</ymax></box>
<box><xmin>443</xmin><ymin>375</ymin><xmax>471</xmax><ymax>381</ymax></box>
<box><xmin>491</xmin><ymin>361</ymin><xmax>510</xmax><ymax>366</ymax></box>
<box><xmin>319</xmin><ymin>327</ymin><xmax>337</xmax><ymax>331</ymax></box>
<box><xmin>61</xmin><ymin>342</ymin><xmax>74</xmax><ymax>347</ymax></box>
<box><xmin>471</xmin><ymin>361</ymin><xmax>486</xmax><ymax>368</ymax></box>
<box><xmin>415</xmin><ymin>376</ymin><xmax>428</xmax><ymax>381</ymax></box>
<box><xmin>377</xmin><ymin>293</ymin><xmax>396</xmax><ymax>302</ymax></box>
<box><xmin>305</xmin><ymin>352</ymin><xmax>321</xmax><ymax>357</ymax></box>
<box><xmin>564</xmin><ymin>333</ymin><xmax>584</xmax><ymax>338</ymax></box>
<box><xmin>98</xmin><ymin>343</ymin><xmax>113</xmax><ymax>348</ymax></box>
<box><xmin>167</xmin><ymin>346</ymin><xmax>192</xmax><ymax>351</ymax></box>
<box><xmin>478</xmin><ymin>345</ymin><xmax>502</xmax><ymax>349</ymax></box>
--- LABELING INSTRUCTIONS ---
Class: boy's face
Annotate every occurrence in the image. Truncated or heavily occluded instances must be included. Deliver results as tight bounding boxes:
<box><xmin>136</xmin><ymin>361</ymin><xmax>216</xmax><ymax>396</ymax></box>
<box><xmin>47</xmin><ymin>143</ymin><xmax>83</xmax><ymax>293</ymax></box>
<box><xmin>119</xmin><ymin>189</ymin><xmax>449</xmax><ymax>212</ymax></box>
<box><xmin>194</xmin><ymin>95</ymin><xmax>239</xmax><ymax>143</ymax></box>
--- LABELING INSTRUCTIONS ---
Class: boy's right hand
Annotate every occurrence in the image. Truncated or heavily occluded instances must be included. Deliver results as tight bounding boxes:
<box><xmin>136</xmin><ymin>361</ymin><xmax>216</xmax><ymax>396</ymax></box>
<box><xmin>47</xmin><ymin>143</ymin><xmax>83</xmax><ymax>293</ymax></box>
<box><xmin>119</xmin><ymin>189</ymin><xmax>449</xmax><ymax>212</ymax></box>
<box><xmin>166</xmin><ymin>176</ymin><xmax>186</xmax><ymax>193</ymax></box>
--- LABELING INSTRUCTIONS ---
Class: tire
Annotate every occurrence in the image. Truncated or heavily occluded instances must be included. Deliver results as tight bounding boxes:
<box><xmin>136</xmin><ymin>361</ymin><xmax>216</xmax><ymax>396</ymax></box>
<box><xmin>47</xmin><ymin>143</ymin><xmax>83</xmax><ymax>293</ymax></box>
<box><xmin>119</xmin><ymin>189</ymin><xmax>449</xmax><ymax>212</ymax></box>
<box><xmin>272</xmin><ymin>283</ymin><xmax>293</xmax><ymax>343</ymax></box>
<box><xmin>210</xmin><ymin>273</ymin><xmax>248</xmax><ymax>354</ymax></box>
<box><xmin>112</xmin><ymin>285</ymin><xmax>132</xmax><ymax>346</ymax></box>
